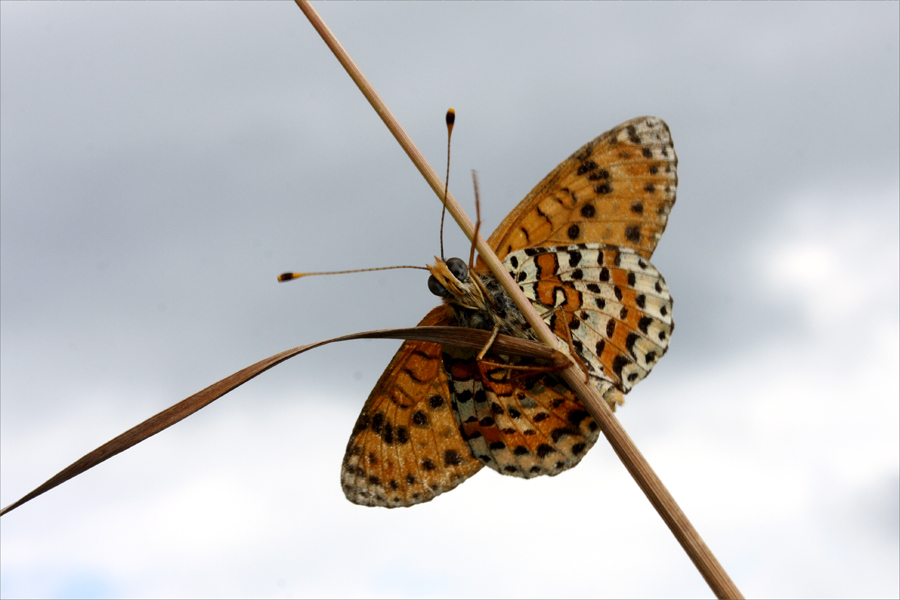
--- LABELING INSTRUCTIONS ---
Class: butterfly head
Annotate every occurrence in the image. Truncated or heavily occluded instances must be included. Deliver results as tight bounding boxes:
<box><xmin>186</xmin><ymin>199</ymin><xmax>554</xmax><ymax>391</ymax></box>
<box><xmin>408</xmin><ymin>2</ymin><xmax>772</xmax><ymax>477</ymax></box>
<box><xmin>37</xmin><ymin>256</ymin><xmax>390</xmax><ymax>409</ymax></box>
<box><xmin>427</xmin><ymin>257</ymin><xmax>489</xmax><ymax>311</ymax></box>
<box><xmin>427</xmin><ymin>256</ymin><xmax>470</xmax><ymax>297</ymax></box>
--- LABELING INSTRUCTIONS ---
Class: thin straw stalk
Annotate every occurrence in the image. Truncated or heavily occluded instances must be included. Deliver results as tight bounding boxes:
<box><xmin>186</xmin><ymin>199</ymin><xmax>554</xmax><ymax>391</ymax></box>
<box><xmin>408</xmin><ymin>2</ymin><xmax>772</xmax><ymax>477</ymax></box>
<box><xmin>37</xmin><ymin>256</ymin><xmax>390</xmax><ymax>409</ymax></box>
<box><xmin>294</xmin><ymin>3</ymin><xmax>742</xmax><ymax>598</ymax></box>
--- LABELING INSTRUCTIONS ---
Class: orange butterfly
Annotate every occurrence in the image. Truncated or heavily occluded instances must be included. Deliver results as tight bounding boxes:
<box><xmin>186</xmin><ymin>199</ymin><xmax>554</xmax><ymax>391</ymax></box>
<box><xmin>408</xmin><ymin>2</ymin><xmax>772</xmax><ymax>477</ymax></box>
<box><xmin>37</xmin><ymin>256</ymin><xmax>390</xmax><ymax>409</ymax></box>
<box><xmin>342</xmin><ymin>117</ymin><xmax>677</xmax><ymax>507</ymax></box>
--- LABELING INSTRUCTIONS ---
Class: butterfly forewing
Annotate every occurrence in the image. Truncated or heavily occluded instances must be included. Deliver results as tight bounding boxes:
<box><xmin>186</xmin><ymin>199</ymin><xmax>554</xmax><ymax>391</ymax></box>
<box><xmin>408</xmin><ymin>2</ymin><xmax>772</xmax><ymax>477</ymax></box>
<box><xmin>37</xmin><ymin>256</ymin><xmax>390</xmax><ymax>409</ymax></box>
<box><xmin>482</xmin><ymin>116</ymin><xmax>676</xmax><ymax>263</ymax></box>
<box><xmin>341</xmin><ymin>305</ymin><xmax>484</xmax><ymax>507</ymax></box>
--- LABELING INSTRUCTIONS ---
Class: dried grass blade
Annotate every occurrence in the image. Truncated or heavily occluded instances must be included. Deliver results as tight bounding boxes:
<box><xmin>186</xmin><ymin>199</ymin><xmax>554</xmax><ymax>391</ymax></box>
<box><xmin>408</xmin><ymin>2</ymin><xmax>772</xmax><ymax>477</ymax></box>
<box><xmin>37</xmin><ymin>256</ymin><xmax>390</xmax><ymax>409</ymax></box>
<box><xmin>0</xmin><ymin>327</ymin><xmax>561</xmax><ymax>517</ymax></box>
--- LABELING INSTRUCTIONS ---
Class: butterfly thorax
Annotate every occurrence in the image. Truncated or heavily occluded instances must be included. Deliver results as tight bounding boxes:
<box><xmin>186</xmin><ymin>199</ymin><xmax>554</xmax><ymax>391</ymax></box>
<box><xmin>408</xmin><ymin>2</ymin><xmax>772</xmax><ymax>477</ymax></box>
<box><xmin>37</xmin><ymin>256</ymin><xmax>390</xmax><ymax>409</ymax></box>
<box><xmin>427</xmin><ymin>257</ymin><xmax>534</xmax><ymax>341</ymax></box>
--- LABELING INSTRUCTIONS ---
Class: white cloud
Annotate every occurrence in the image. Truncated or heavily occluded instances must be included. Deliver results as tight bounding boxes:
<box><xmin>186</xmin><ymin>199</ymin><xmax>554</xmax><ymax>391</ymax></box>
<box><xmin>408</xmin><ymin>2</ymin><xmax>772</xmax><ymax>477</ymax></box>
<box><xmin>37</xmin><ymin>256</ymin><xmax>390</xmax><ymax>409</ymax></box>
<box><xmin>758</xmin><ymin>185</ymin><xmax>899</xmax><ymax>329</ymax></box>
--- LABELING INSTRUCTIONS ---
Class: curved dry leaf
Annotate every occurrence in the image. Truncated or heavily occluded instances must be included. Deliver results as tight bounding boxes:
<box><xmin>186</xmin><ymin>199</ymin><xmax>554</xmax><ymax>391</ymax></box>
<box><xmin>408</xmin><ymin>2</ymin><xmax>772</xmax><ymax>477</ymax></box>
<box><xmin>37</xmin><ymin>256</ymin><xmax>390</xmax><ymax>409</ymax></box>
<box><xmin>0</xmin><ymin>327</ymin><xmax>567</xmax><ymax>516</ymax></box>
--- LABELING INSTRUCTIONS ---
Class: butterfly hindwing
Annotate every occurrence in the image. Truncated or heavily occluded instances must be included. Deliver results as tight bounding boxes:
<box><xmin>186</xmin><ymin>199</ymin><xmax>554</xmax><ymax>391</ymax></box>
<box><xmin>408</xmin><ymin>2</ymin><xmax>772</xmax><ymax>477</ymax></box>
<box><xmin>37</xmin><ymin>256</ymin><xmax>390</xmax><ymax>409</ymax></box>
<box><xmin>443</xmin><ymin>351</ymin><xmax>600</xmax><ymax>479</ymax></box>
<box><xmin>506</xmin><ymin>244</ymin><xmax>673</xmax><ymax>393</ymax></box>
<box><xmin>482</xmin><ymin>116</ymin><xmax>677</xmax><ymax>264</ymax></box>
<box><xmin>341</xmin><ymin>305</ymin><xmax>484</xmax><ymax>507</ymax></box>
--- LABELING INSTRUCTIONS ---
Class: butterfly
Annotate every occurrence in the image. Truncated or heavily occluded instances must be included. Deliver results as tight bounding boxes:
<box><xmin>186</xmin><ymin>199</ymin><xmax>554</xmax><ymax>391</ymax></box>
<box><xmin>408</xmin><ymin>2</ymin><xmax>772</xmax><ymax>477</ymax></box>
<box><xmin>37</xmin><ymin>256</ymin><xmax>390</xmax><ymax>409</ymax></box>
<box><xmin>342</xmin><ymin>116</ymin><xmax>677</xmax><ymax>507</ymax></box>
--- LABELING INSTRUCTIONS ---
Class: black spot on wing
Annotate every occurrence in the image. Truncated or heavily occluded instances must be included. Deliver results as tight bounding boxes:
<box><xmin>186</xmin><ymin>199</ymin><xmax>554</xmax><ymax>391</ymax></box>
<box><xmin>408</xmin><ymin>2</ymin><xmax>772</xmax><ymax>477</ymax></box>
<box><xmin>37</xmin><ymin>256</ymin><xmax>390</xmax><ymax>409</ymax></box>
<box><xmin>536</xmin><ymin>444</ymin><xmax>555</xmax><ymax>458</ymax></box>
<box><xmin>443</xmin><ymin>449</ymin><xmax>462</xmax><ymax>466</ymax></box>
<box><xmin>396</xmin><ymin>426</ymin><xmax>409</xmax><ymax>445</ymax></box>
<box><xmin>371</xmin><ymin>412</ymin><xmax>385</xmax><ymax>434</ymax></box>
<box><xmin>625</xmin><ymin>333</ymin><xmax>639</xmax><ymax>357</ymax></box>
<box><xmin>577</xmin><ymin>160</ymin><xmax>598</xmax><ymax>175</ymax></box>
<box><xmin>638</xmin><ymin>316</ymin><xmax>652</xmax><ymax>334</ymax></box>
<box><xmin>567</xmin><ymin>409</ymin><xmax>590</xmax><ymax>427</ymax></box>
<box><xmin>550</xmin><ymin>427</ymin><xmax>579</xmax><ymax>443</ymax></box>
<box><xmin>625</xmin><ymin>226</ymin><xmax>641</xmax><ymax>244</ymax></box>
<box><xmin>612</xmin><ymin>354</ymin><xmax>630</xmax><ymax>379</ymax></box>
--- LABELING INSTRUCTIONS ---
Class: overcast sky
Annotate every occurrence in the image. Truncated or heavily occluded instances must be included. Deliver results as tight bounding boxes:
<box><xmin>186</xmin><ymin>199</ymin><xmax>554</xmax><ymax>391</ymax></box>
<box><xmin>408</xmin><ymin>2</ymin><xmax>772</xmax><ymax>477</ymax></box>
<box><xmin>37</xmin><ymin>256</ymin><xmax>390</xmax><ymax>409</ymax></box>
<box><xmin>1</xmin><ymin>3</ymin><xmax>898</xmax><ymax>599</ymax></box>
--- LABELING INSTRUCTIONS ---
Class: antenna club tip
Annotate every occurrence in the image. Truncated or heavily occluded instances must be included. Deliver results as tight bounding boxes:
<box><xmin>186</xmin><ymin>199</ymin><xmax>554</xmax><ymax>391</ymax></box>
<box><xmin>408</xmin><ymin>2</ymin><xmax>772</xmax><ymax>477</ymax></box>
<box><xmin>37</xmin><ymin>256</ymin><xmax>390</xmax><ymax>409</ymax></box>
<box><xmin>278</xmin><ymin>273</ymin><xmax>301</xmax><ymax>282</ymax></box>
<box><xmin>446</xmin><ymin>108</ymin><xmax>455</xmax><ymax>126</ymax></box>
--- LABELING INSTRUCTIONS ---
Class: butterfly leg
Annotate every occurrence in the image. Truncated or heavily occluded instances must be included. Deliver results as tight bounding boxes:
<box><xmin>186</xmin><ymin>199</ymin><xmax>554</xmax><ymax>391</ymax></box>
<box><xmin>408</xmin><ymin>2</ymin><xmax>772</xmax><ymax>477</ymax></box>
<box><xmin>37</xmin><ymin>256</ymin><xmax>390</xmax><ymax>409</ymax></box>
<box><xmin>471</xmin><ymin>316</ymin><xmax>571</xmax><ymax>380</ymax></box>
<box><xmin>473</xmin><ymin>326</ymin><xmax>545</xmax><ymax>377</ymax></box>
<box><xmin>542</xmin><ymin>306</ymin><xmax>591</xmax><ymax>384</ymax></box>
<box><xmin>475</xmin><ymin>324</ymin><xmax>500</xmax><ymax>361</ymax></box>
<box><xmin>472</xmin><ymin>322</ymin><xmax>571</xmax><ymax>378</ymax></box>
<box><xmin>474</xmin><ymin>356</ymin><xmax>570</xmax><ymax>387</ymax></box>
<box><xmin>467</xmin><ymin>171</ymin><xmax>482</xmax><ymax>270</ymax></box>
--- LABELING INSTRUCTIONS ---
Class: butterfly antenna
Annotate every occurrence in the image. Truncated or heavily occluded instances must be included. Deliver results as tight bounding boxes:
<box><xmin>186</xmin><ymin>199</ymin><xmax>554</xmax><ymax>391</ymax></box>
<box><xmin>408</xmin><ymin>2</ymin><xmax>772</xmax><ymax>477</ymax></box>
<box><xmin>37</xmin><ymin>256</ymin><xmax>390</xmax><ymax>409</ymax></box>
<box><xmin>278</xmin><ymin>265</ymin><xmax>427</xmax><ymax>282</ymax></box>
<box><xmin>439</xmin><ymin>108</ymin><xmax>455</xmax><ymax>261</ymax></box>
<box><xmin>468</xmin><ymin>170</ymin><xmax>482</xmax><ymax>269</ymax></box>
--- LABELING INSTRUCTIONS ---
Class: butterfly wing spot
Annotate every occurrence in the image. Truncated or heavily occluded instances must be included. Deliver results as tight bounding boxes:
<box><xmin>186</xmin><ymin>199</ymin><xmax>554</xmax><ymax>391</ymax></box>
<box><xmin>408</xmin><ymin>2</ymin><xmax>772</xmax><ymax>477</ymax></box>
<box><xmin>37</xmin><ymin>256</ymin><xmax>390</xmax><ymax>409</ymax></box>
<box><xmin>411</xmin><ymin>410</ymin><xmax>429</xmax><ymax>427</ymax></box>
<box><xmin>624</xmin><ymin>226</ymin><xmax>642</xmax><ymax>244</ymax></box>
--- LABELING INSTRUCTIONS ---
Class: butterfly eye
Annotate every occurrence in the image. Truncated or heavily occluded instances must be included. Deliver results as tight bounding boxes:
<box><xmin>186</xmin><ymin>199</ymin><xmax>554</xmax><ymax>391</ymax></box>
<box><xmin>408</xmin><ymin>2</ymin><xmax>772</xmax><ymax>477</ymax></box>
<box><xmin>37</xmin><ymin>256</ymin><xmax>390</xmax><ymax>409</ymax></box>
<box><xmin>428</xmin><ymin>275</ymin><xmax>448</xmax><ymax>297</ymax></box>
<box><xmin>446</xmin><ymin>257</ymin><xmax>469</xmax><ymax>282</ymax></box>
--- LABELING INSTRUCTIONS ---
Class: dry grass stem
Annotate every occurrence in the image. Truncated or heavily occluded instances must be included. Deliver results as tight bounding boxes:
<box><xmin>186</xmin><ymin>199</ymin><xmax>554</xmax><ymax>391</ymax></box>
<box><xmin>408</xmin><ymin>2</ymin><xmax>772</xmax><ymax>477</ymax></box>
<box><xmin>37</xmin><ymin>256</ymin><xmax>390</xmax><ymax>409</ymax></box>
<box><xmin>294</xmin><ymin>2</ymin><xmax>742</xmax><ymax>598</ymax></box>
